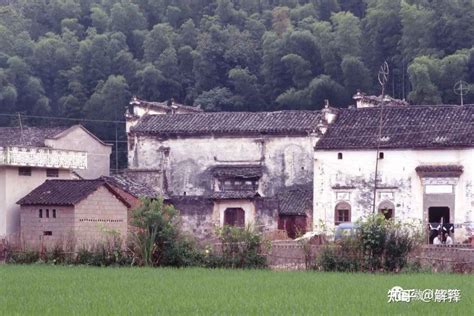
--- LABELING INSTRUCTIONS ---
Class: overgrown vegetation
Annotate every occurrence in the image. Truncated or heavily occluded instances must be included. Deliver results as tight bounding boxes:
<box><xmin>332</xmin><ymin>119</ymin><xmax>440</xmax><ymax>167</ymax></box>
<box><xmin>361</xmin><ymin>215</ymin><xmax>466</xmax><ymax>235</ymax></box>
<box><xmin>7</xmin><ymin>197</ymin><xmax>267</xmax><ymax>269</ymax></box>
<box><xmin>204</xmin><ymin>225</ymin><xmax>268</xmax><ymax>269</ymax></box>
<box><xmin>317</xmin><ymin>214</ymin><xmax>423</xmax><ymax>272</ymax></box>
<box><xmin>1</xmin><ymin>1</ymin><xmax>473</xmax><ymax>168</ymax></box>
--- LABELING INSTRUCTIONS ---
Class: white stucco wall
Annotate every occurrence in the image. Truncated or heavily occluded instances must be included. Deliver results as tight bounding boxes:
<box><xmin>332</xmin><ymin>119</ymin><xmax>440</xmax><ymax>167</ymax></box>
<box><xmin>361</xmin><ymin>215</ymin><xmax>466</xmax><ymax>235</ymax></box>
<box><xmin>313</xmin><ymin>148</ymin><xmax>473</xmax><ymax>239</ymax></box>
<box><xmin>46</xmin><ymin>126</ymin><xmax>112</xmax><ymax>179</ymax></box>
<box><xmin>0</xmin><ymin>166</ymin><xmax>71</xmax><ymax>238</ymax></box>
<box><xmin>129</xmin><ymin>134</ymin><xmax>318</xmax><ymax>197</ymax></box>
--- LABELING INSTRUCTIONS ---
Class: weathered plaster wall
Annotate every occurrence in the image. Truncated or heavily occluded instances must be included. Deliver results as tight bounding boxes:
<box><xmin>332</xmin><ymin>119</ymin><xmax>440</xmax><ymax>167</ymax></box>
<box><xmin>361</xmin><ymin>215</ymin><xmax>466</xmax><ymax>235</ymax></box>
<box><xmin>168</xmin><ymin>196</ymin><xmax>279</xmax><ymax>240</ymax></box>
<box><xmin>20</xmin><ymin>205</ymin><xmax>75</xmax><ymax>249</ymax></box>
<box><xmin>46</xmin><ymin>127</ymin><xmax>112</xmax><ymax>178</ymax></box>
<box><xmin>314</xmin><ymin>148</ymin><xmax>473</xmax><ymax>241</ymax></box>
<box><xmin>1</xmin><ymin>167</ymin><xmax>71</xmax><ymax>238</ymax></box>
<box><xmin>130</xmin><ymin>135</ymin><xmax>316</xmax><ymax>197</ymax></box>
<box><xmin>170</xmin><ymin>197</ymin><xmax>215</xmax><ymax>240</ymax></box>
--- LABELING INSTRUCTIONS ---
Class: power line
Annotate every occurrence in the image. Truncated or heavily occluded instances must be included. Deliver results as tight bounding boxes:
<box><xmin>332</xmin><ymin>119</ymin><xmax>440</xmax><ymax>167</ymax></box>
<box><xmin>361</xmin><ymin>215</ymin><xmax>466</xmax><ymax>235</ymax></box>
<box><xmin>0</xmin><ymin>112</ymin><xmax>126</xmax><ymax>124</ymax></box>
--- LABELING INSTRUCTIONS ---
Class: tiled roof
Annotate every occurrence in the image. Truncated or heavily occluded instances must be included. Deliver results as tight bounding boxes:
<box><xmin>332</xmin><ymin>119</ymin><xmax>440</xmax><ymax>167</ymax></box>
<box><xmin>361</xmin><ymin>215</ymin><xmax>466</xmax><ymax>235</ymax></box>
<box><xmin>212</xmin><ymin>165</ymin><xmax>263</xmax><ymax>179</ymax></box>
<box><xmin>131</xmin><ymin>111</ymin><xmax>322</xmax><ymax>136</ymax></box>
<box><xmin>211</xmin><ymin>191</ymin><xmax>260</xmax><ymax>200</ymax></box>
<box><xmin>0</xmin><ymin>126</ymin><xmax>68</xmax><ymax>147</ymax></box>
<box><xmin>17</xmin><ymin>179</ymin><xmax>129</xmax><ymax>207</ymax></box>
<box><xmin>415</xmin><ymin>165</ymin><xmax>463</xmax><ymax>177</ymax></box>
<box><xmin>315</xmin><ymin>105</ymin><xmax>474</xmax><ymax>150</ymax></box>
<box><xmin>277</xmin><ymin>184</ymin><xmax>312</xmax><ymax>215</ymax></box>
<box><xmin>101</xmin><ymin>175</ymin><xmax>158</xmax><ymax>198</ymax></box>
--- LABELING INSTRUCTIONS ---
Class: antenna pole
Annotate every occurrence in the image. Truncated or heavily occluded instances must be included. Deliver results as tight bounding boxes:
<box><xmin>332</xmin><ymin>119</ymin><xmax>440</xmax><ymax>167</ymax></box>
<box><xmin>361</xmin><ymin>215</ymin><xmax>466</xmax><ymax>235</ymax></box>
<box><xmin>373</xmin><ymin>61</ymin><xmax>389</xmax><ymax>214</ymax></box>
<box><xmin>18</xmin><ymin>112</ymin><xmax>24</xmax><ymax>144</ymax></box>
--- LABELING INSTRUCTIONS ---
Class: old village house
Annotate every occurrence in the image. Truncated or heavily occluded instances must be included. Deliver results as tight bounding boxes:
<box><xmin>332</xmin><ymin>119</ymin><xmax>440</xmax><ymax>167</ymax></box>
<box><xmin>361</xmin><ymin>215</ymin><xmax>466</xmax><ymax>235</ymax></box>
<box><xmin>125</xmin><ymin>98</ymin><xmax>336</xmax><ymax>239</ymax></box>
<box><xmin>314</xmin><ymin>95</ymin><xmax>474</xmax><ymax>243</ymax></box>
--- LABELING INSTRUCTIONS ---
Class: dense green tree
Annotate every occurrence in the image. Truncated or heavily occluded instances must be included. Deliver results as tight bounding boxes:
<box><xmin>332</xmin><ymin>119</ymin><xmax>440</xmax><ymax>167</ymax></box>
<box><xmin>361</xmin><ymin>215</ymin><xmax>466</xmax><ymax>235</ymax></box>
<box><xmin>0</xmin><ymin>0</ymin><xmax>473</xmax><ymax>168</ymax></box>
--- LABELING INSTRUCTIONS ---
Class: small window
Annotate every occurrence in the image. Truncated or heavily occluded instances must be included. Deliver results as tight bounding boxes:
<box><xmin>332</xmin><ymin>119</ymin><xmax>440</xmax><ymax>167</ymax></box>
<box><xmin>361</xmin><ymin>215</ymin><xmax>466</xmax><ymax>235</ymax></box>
<box><xmin>335</xmin><ymin>202</ymin><xmax>351</xmax><ymax>225</ymax></box>
<box><xmin>19</xmin><ymin>167</ymin><xmax>31</xmax><ymax>176</ymax></box>
<box><xmin>379</xmin><ymin>152</ymin><xmax>384</xmax><ymax>159</ymax></box>
<box><xmin>43</xmin><ymin>231</ymin><xmax>52</xmax><ymax>236</ymax></box>
<box><xmin>52</xmin><ymin>209</ymin><xmax>56</xmax><ymax>218</ymax></box>
<box><xmin>46</xmin><ymin>168</ymin><xmax>59</xmax><ymax>177</ymax></box>
<box><xmin>39</xmin><ymin>209</ymin><xmax>43</xmax><ymax>218</ymax></box>
<box><xmin>337</xmin><ymin>153</ymin><xmax>343</xmax><ymax>160</ymax></box>
<box><xmin>46</xmin><ymin>209</ymin><xmax>49</xmax><ymax>218</ymax></box>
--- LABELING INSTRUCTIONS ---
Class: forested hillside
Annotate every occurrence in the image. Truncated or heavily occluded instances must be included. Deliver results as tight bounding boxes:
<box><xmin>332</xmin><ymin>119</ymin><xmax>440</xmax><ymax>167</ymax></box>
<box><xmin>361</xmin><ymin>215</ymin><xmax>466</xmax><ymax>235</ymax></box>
<box><xmin>0</xmin><ymin>1</ymin><xmax>473</xmax><ymax>167</ymax></box>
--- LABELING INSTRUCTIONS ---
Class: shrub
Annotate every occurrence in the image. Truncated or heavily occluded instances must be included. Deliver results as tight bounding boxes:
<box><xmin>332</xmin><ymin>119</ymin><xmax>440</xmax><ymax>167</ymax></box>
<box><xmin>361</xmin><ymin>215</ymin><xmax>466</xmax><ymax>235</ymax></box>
<box><xmin>316</xmin><ymin>214</ymin><xmax>422</xmax><ymax>272</ymax></box>
<box><xmin>209</xmin><ymin>225</ymin><xmax>267</xmax><ymax>269</ymax></box>
<box><xmin>8</xmin><ymin>249</ymin><xmax>40</xmax><ymax>264</ymax></box>
<box><xmin>317</xmin><ymin>238</ymin><xmax>361</xmax><ymax>272</ymax></box>
<box><xmin>129</xmin><ymin>196</ymin><xmax>202</xmax><ymax>267</ymax></box>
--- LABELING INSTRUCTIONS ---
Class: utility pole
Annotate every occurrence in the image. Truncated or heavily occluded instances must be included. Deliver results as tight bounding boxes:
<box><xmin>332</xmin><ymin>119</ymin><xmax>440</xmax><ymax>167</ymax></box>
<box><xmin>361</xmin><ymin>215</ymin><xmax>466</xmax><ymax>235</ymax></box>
<box><xmin>372</xmin><ymin>61</ymin><xmax>389</xmax><ymax>214</ymax></box>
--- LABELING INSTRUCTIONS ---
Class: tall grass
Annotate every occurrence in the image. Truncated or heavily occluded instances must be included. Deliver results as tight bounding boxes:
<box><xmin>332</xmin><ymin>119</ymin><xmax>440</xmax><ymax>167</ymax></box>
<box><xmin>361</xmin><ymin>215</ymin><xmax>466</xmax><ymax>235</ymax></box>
<box><xmin>0</xmin><ymin>266</ymin><xmax>472</xmax><ymax>315</ymax></box>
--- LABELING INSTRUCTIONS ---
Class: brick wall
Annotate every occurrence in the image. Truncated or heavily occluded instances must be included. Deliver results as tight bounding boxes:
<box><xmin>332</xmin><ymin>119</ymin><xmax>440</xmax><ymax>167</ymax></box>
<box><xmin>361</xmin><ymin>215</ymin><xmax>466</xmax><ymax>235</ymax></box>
<box><xmin>20</xmin><ymin>205</ymin><xmax>75</xmax><ymax>250</ymax></box>
<box><xmin>74</xmin><ymin>186</ymin><xmax>128</xmax><ymax>248</ymax></box>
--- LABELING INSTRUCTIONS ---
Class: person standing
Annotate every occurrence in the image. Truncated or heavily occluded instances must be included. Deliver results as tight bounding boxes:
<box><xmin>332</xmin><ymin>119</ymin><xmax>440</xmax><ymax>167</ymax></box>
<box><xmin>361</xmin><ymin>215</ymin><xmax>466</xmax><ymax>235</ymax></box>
<box><xmin>433</xmin><ymin>233</ymin><xmax>442</xmax><ymax>245</ymax></box>
<box><xmin>445</xmin><ymin>232</ymin><xmax>453</xmax><ymax>245</ymax></box>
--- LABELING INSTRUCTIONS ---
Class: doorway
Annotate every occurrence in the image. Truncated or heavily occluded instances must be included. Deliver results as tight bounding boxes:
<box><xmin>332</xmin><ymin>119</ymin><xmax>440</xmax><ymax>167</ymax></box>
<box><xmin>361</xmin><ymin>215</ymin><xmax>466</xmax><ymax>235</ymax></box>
<box><xmin>224</xmin><ymin>208</ymin><xmax>245</xmax><ymax>227</ymax></box>
<box><xmin>428</xmin><ymin>207</ymin><xmax>450</xmax><ymax>223</ymax></box>
<box><xmin>428</xmin><ymin>206</ymin><xmax>450</xmax><ymax>244</ymax></box>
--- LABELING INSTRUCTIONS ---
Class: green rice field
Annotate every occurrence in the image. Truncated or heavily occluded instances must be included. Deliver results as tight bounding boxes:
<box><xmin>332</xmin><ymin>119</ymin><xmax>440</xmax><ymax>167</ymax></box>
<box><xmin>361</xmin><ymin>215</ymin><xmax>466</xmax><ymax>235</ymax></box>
<box><xmin>0</xmin><ymin>265</ymin><xmax>472</xmax><ymax>315</ymax></box>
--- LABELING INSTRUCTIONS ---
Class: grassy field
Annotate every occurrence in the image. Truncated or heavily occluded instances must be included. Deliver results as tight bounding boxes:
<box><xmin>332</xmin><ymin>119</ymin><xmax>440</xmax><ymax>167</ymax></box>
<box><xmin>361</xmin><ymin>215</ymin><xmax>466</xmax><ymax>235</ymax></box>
<box><xmin>0</xmin><ymin>266</ymin><xmax>472</xmax><ymax>315</ymax></box>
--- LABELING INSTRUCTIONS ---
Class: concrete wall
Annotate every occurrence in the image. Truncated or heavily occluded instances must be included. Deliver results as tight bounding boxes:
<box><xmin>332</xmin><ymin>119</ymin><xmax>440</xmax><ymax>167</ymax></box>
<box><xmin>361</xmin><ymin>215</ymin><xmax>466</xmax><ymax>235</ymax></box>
<box><xmin>129</xmin><ymin>134</ymin><xmax>316</xmax><ymax>197</ymax></box>
<box><xmin>0</xmin><ymin>166</ymin><xmax>71</xmax><ymax>238</ymax></box>
<box><xmin>46</xmin><ymin>126</ymin><xmax>112</xmax><ymax>179</ymax></box>
<box><xmin>74</xmin><ymin>186</ymin><xmax>128</xmax><ymax>247</ymax></box>
<box><xmin>20</xmin><ymin>205</ymin><xmax>75</xmax><ymax>249</ymax></box>
<box><xmin>313</xmin><ymin>148</ymin><xmax>473</xmax><ymax>241</ymax></box>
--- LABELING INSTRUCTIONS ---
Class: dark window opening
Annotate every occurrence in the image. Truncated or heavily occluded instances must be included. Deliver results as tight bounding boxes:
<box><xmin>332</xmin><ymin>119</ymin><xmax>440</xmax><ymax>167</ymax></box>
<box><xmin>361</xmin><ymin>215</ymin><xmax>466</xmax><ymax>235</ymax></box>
<box><xmin>224</xmin><ymin>208</ymin><xmax>245</xmax><ymax>227</ymax></box>
<box><xmin>39</xmin><ymin>209</ymin><xmax>43</xmax><ymax>218</ymax></box>
<box><xmin>380</xmin><ymin>208</ymin><xmax>393</xmax><ymax>220</ymax></box>
<box><xmin>46</xmin><ymin>168</ymin><xmax>59</xmax><ymax>177</ymax></box>
<box><xmin>52</xmin><ymin>209</ymin><xmax>56</xmax><ymax>218</ymax></box>
<box><xmin>46</xmin><ymin>209</ymin><xmax>49</xmax><ymax>218</ymax></box>
<box><xmin>19</xmin><ymin>167</ymin><xmax>31</xmax><ymax>176</ymax></box>
<box><xmin>219</xmin><ymin>178</ymin><xmax>259</xmax><ymax>191</ymax></box>
<box><xmin>378</xmin><ymin>201</ymin><xmax>394</xmax><ymax>220</ymax></box>
<box><xmin>379</xmin><ymin>152</ymin><xmax>384</xmax><ymax>159</ymax></box>
<box><xmin>335</xmin><ymin>202</ymin><xmax>351</xmax><ymax>225</ymax></box>
<box><xmin>43</xmin><ymin>231</ymin><xmax>52</xmax><ymax>236</ymax></box>
<box><xmin>429</xmin><ymin>207</ymin><xmax>450</xmax><ymax>223</ymax></box>
<box><xmin>337</xmin><ymin>153</ymin><xmax>343</xmax><ymax>160</ymax></box>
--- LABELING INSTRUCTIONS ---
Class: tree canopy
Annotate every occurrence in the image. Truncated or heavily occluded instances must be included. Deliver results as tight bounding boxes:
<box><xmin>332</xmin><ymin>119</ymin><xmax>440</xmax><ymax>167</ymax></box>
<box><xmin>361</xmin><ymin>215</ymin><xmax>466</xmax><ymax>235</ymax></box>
<box><xmin>0</xmin><ymin>0</ymin><xmax>473</xmax><ymax>168</ymax></box>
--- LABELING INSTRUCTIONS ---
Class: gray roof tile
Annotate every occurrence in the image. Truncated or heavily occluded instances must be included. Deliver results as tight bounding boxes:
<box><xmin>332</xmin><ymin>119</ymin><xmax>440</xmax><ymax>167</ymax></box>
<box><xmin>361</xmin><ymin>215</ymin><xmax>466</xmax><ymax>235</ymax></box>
<box><xmin>132</xmin><ymin>111</ymin><xmax>322</xmax><ymax>136</ymax></box>
<box><xmin>315</xmin><ymin>105</ymin><xmax>474</xmax><ymax>150</ymax></box>
<box><xmin>0</xmin><ymin>127</ymin><xmax>68</xmax><ymax>147</ymax></box>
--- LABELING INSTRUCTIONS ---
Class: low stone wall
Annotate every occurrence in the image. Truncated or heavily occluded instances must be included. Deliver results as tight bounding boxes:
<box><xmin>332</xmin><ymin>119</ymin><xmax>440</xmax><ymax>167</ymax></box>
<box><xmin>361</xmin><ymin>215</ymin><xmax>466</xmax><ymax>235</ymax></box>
<box><xmin>266</xmin><ymin>240</ymin><xmax>320</xmax><ymax>270</ymax></box>
<box><xmin>411</xmin><ymin>245</ymin><xmax>474</xmax><ymax>273</ymax></box>
<box><xmin>265</xmin><ymin>241</ymin><xmax>474</xmax><ymax>272</ymax></box>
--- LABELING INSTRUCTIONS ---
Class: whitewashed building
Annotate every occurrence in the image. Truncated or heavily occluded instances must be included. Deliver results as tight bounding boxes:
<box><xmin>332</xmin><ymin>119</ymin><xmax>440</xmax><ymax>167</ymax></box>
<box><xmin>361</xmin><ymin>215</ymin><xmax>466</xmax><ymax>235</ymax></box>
<box><xmin>313</xmin><ymin>100</ymin><xmax>474</xmax><ymax>243</ymax></box>
<box><xmin>126</xmin><ymin>99</ymin><xmax>337</xmax><ymax>239</ymax></box>
<box><xmin>0</xmin><ymin>125</ymin><xmax>111</xmax><ymax>239</ymax></box>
